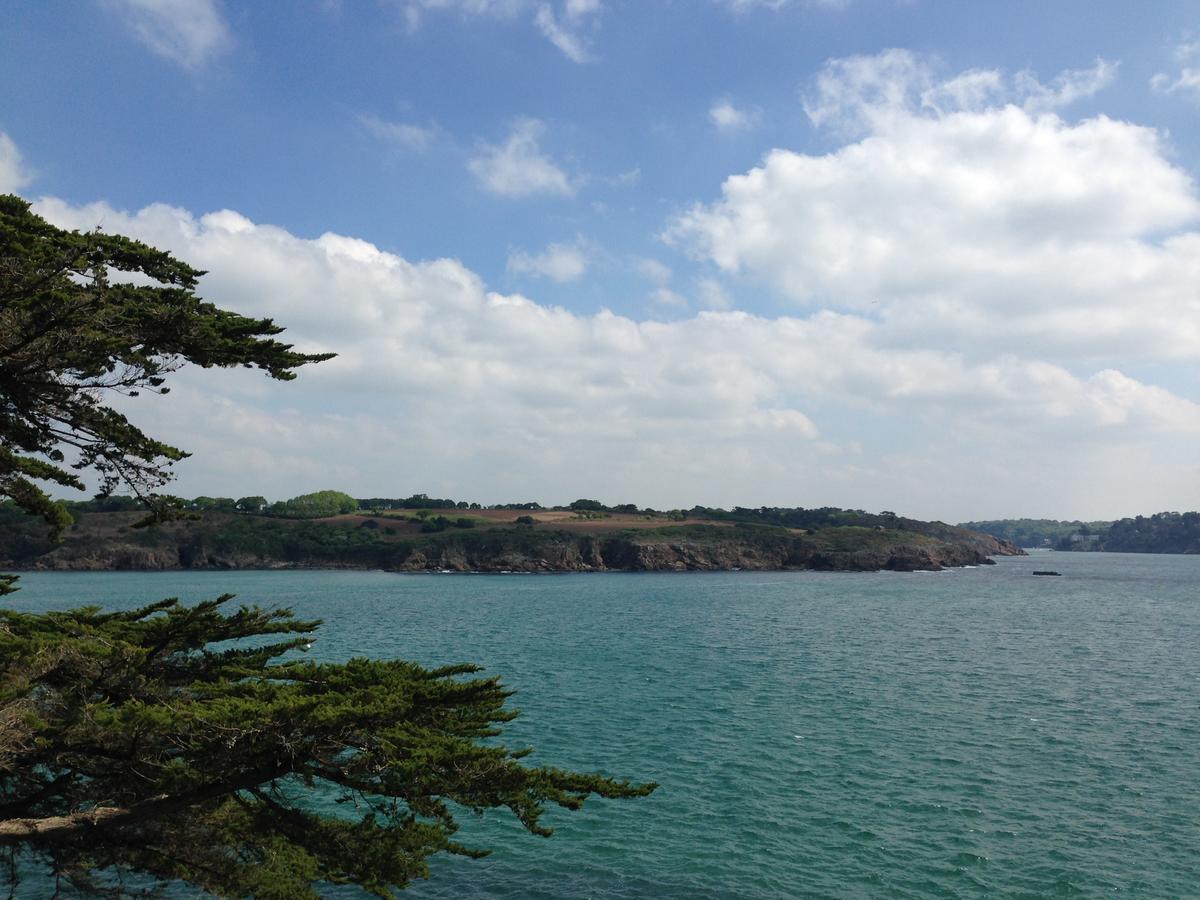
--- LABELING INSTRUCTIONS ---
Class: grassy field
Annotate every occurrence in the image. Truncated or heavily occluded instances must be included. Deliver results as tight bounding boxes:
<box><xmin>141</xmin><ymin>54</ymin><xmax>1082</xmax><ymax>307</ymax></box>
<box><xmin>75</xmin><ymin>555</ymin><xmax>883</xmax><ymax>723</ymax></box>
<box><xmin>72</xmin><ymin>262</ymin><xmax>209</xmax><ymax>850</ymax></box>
<box><xmin>342</xmin><ymin>508</ymin><xmax>735</xmax><ymax>533</ymax></box>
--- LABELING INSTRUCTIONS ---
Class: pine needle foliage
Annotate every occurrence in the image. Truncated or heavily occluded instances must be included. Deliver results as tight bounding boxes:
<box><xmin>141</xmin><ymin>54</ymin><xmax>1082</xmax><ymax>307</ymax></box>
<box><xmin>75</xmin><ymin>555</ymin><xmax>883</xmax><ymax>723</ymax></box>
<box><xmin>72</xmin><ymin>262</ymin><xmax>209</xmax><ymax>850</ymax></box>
<box><xmin>0</xmin><ymin>194</ymin><xmax>333</xmax><ymax>536</ymax></box>
<box><xmin>0</xmin><ymin>199</ymin><xmax>655</xmax><ymax>894</ymax></box>
<box><xmin>0</xmin><ymin>596</ymin><xmax>655</xmax><ymax>896</ymax></box>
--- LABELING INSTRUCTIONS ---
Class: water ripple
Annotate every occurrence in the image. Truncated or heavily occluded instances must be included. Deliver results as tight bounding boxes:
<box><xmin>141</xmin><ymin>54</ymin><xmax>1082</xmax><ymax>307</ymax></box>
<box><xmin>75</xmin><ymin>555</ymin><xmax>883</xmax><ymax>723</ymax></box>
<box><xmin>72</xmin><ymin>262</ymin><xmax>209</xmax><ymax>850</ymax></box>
<box><xmin>8</xmin><ymin>552</ymin><xmax>1200</xmax><ymax>898</ymax></box>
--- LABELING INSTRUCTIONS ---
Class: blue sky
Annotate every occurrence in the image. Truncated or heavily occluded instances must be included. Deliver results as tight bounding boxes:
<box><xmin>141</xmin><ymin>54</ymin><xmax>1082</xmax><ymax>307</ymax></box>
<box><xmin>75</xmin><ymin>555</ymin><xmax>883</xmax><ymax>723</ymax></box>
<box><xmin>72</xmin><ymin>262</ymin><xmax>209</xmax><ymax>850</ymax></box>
<box><xmin>3</xmin><ymin>1</ymin><xmax>1200</xmax><ymax>520</ymax></box>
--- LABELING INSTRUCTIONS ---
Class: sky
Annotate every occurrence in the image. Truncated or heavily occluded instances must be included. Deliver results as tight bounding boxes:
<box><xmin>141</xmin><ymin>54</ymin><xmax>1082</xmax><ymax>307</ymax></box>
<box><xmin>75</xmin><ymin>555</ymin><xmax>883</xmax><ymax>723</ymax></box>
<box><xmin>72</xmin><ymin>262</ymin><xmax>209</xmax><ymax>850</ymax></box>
<box><xmin>2</xmin><ymin>0</ymin><xmax>1199</xmax><ymax>522</ymax></box>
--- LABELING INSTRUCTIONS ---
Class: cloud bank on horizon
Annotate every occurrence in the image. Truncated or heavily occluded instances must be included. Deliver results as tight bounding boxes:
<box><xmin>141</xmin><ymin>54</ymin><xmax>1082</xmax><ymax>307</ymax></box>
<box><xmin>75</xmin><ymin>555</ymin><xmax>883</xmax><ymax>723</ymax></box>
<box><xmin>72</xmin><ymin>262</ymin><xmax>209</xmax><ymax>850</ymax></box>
<box><xmin>4</xmin><ymin>1</ymin><xmax>1199</xmax><ymax>520</ymax></box>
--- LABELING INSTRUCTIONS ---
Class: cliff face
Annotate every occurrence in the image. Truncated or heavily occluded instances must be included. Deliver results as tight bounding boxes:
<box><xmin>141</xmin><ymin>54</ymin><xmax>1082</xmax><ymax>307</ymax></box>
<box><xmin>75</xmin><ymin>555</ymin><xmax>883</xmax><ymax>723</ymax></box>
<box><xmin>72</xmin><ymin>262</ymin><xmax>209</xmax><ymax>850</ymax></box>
<box><xmin>21</xmin><ymin>543</ymin><xmax>299</xmax><ymax>571</ymax></box>
<box><xmin>388</xmin><ymin>532</ymin><xmax>1015</xmax><ymax>573</ymax></box>
<box><xmin>2</xmin><ymin>512</ymin><xmax>1022</xmax><ymax>575</ymax></box>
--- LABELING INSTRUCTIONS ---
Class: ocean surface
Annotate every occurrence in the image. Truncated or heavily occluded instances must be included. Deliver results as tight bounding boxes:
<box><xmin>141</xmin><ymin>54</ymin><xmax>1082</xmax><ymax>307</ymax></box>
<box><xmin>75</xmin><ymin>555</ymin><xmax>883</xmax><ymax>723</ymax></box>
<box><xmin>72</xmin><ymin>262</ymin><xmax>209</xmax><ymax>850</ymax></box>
<box><xmin>7</xmin><ymin>552</ymin><xmax>1199</xmax><ymax>898</ymax></box>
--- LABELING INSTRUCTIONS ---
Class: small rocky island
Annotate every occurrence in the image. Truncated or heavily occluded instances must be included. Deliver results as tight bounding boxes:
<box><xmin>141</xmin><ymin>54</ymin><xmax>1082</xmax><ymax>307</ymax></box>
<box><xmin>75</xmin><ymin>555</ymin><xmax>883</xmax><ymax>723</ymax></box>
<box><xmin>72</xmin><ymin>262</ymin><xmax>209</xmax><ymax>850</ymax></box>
<box><xmin>1</xmin><ymin>494</ymin><xmax>1023</xmax><ymax>574</ymax></box>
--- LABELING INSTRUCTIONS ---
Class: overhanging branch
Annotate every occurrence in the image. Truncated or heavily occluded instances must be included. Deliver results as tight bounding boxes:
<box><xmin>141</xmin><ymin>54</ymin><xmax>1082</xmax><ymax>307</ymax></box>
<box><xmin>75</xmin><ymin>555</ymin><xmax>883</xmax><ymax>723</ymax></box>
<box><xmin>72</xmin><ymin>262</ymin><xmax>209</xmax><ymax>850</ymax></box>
<box><xmin>0</xmin><ymin>766</ymin><xmax>284</xmax><ymax>845</ymax></box>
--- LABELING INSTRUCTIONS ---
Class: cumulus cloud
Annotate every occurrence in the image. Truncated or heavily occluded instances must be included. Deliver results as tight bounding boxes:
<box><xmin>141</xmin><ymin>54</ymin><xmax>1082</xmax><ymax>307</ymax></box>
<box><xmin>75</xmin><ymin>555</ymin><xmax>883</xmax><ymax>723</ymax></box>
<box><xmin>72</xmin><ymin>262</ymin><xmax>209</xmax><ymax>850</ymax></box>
<box><xmin>0</xmin><ymin>131</ymin><xmax>31</xmax><ymax>193</ymax></box>
<box><xmin>1151</xmin><ymin>39</ymin><xmax>1200</xmax><ymax>100</ymax></box>
<box><xmin>468</xmin><ymin>118</ymin><xmax>575</xmax><ymax>197</ymax></box>
<box><xmin>103</xmin><ymin>0</ymin><xmax>231</xmax><ymax>69</ymax></box>
<box><xmin>28</xmin><ymin>195</ymin><xmax>1200</xmax><ymax>518</ymax></box>
<box><xmin>669</xmin><ymin>50</ymin><xmax>1200</xmax><ymax>363</ymax></box>
<box><xmin>360</xmin><ymin>115</ymin><xmax>440</xmax><ymax>152</ymax></box>
<box><xmin>507</xmin><ymin>239</ymin><xmax>590</xmax><ymax>282</ymax></box>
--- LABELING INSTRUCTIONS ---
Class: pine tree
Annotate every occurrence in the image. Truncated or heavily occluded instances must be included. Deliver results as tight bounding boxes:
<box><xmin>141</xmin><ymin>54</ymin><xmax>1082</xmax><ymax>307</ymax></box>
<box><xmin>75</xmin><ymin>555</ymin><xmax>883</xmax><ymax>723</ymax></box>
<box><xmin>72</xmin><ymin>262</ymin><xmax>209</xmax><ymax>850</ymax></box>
<box><xmin>0</xmin><ymin>597</ymin><xmax>652</xmax><ymax>897</ymax></box>
<box><xmin>0</xmin><ymin>195</ymin><xmax>654</xmax><ymax>895</ymax></box>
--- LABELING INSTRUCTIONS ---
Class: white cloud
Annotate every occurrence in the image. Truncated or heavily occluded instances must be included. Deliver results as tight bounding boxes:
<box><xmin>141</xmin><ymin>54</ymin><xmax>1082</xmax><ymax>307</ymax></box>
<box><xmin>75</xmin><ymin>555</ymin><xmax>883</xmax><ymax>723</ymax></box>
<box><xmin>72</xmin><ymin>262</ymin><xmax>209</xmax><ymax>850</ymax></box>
<box><xmin>534</xmin><ymin>0</ymin><xmax>603</xmax><ymax>63</ymax></box>
<box><xmin>0</xmin><ymin>131</ymin><xmax>31</xmax><ymax>193</ymax></box>
<box><xmin>695</xmin><ymin>277</ymin><xmax>732</xmax><ymax>310</ymax></box>
<box><xmin>606</xmin><ymin>166</ymin><xmax>641</xmax><ymax>187</ymax></box>
<box><xmin>803</xmin><ymin>48</ymin><xmax>928</xmax><ymax>133</ymax></box>
<box><xmin>404</xmin><ymin>0</ymin><xmax>602</xmax><ymax>62</ymax></box>
<box><xmin>804</xmin><ymin>49</ymin><xmax>1116</xmax><ymax>135</ymax></box>
<box><xmin>103</xmin><ymin>0</ymin><xmax>231</xmax><ymax>69</ymax></box>
<box><xmin>508</xmin><ymin>240</ymin><xmax>590</xmax><ymax>282</ymax></box>
<box><xmin>669</xmin><ymin>50</ymin><xmax>1200</xmax><ymax>364</ymax></box>
<box><xmin>636</xmin><ymin>258</ymin><xmax>672</xmax><ymax>285</ymax></box>
<box><xmin>1015</xmin><ymin>59</ymin><xmax>1118</xmax><ymax>112</ymax></box>
<box><xmin>403</xmin><ymin>0</ymin><xmax>525</xmax><ymax>29</ymax></box>
<box><xmin>709</xmin><ymin>99</ymin><xmax>759</xmax><ymax>132</ymax></box>
<box><xmin>720</xmin><ymin>0</ymin><xmax>849</xmax><ymax>11</ymax></box>
<box><xmin>360</xmin><ymin>115</ymin><xmax>440</xmax><ymax>152</ymax></box>
<box><xmin>650</xmin><ymin>286</ymin><xmax>688</xmax><ymax>308</ymax></box>
<box><xmin>637</xmin><ymin>259</ymin><xmax>684</xmax><ymax>308</ymax></box>
<box><xmin>468</xmin><ymin>118</ymin><xmax>575</xmax><ymax>197</ymax></box>
<box><xmin>405</xmin><ymin>0</ymin><xmax>524</xmax><ymax>18</ymax></box>
<box><xmin>1151</xmin><ymin>39</ymin><xmax>1200</xmax><ymax>100</ymax></box>
<box><xmin>29</xmin><ymin>195</ymin><xmax>1200</xmax><ymax>518</ymax></box>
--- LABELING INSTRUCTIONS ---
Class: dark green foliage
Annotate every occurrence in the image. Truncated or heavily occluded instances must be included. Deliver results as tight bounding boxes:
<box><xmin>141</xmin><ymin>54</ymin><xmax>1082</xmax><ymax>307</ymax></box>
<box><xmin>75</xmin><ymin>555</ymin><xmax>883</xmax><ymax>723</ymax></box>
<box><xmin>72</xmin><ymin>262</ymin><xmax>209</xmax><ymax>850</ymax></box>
<box><xmin>188</xmin><ymin>496</ymin><xmax>237</xmax><ymax>512</ymax></box>
<box><xmin>202</xmin><ymin>515</ymin><xmax>395</xmax><ymax>566</ymax></box>
<box><xmin>0</xmin><ymin>502</ymin><xmax>56</xmax><ymax>573</ymax></box>
<box><xmin>568</xmin><ymin>499</ymin><xmax>606</xmax><ymax>512</ymax></box>
<box><xmin>417</xmin><ymin>515</ymin><xmax>476</xmax><ymax>533</ymax></box>
<box><xmin>0</xmin><ymin>503</ymin><xmax>1009</xmax><ymax>574</ymax></box>
<box><xmin>957</xmin><ymin>513</ymin><xmax>1200</xmax><ymax>553</ymax></box>
<box><xmin>960</xmin><ymin>518</ymin><xmax>1112</xmax><ymax>548</ymax></box>
<box><xmin>357</xmin><ymin>494</ymin><xmax>461</xmax><ymax>511</ymax></box>
<box><xmin>1088</xmin><ymin>511</ymin><xmax>1200</xmax><ymax>553</ymax></box>
<box><xmin>0</xmin><ymin>205</ymin><xmax>655</xmax><ymax>896</ymax></box>
<box><xmin>0</xmin><ymin>195</ymin><xmax>332</xmax><ymax>533</ymax></box>
<box><xmin>63</xmin><ymin>494</ymin><xmax>147</xmax><ymax>514</ymax></box>
<box><xmin>266</xmin><ymin>490</ymin><xmax>359</xmax><ymax>519</ymax></box>
<box><xmin>0</xmin><ymin>597</ymin><xmax>654</xmax><ymax>897</ymax></box>
<box><xmin>692</xmin><ymin>505</ymin><xmax>993</xmax><ymax>544</ymax></box>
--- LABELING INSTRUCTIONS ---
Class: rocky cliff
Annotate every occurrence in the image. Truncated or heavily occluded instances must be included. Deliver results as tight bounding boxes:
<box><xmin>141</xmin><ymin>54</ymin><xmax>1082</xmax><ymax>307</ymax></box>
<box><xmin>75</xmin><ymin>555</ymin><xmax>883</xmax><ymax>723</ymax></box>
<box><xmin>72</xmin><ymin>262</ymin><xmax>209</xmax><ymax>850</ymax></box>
<box><xmin>388</xmin><ymin>532</ymin><xmax>1013</xmax><ymax>573</ymax></box>
<box><xmin>2</xmin><ymin>511</ymin><xmax>1021</xmax><ymax>574</ymax></box>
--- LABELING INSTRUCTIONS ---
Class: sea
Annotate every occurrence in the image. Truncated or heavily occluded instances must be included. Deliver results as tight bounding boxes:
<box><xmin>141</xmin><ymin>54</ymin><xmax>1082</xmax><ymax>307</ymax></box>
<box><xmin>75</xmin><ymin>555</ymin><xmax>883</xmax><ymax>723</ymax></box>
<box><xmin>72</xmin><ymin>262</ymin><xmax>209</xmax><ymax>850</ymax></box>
<box><xmin>6</xmin><ymin>552</ymin><xmax>1199</xmax><ymax>898</ymax></box>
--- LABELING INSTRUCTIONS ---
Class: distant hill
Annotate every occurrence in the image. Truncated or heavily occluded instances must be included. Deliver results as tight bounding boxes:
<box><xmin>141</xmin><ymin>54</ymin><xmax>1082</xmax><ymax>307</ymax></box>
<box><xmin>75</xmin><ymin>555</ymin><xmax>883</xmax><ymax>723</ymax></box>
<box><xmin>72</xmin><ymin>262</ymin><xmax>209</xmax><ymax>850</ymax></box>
<box><xmin>962</xmin><ymin>513</ymin><xmax>1200</xmax><ymax>554</ymax></box>
<box><xmin>1090</xmin><ymin>512</ymin><xmax>1200</xmax><ymax>554</ymax></box>
<box><xmin>959</xmin><ymin>518</ymin><xmax>1112</xmax><ymax>549</ymax></box>
<box><xmin>1</xmin><ymin>500</ymin><xmax>1023</xmax><ymax>574</ymax></box>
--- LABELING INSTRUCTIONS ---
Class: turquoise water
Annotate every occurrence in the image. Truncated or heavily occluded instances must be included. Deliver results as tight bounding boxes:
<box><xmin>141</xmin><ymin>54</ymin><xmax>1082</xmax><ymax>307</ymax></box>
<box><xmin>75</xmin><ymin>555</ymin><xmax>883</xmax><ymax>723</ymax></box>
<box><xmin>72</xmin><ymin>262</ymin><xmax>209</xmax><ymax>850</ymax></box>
<box><xmin>7</xmin><ymin>553</ymin><xmax>1200</xmax><ymax>897</ymax></box>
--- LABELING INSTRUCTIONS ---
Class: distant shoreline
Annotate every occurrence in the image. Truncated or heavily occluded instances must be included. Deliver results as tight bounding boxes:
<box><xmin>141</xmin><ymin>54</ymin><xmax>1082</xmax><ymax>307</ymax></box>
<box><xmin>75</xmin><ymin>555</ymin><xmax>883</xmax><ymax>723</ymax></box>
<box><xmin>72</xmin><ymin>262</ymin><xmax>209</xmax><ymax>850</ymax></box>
<box><xmin>3</xmin><ymin>508</ymin><xmax>1022</xmax><ymax>575</ymax></box>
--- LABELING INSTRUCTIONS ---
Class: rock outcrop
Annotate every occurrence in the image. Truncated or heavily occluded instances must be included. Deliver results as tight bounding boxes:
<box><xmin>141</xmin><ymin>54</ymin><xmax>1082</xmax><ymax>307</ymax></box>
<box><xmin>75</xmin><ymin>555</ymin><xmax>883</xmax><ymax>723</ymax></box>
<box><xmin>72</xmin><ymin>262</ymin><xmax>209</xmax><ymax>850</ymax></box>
<box><xmin>384</xmin><ymin>533</ymin><xmax>1015</xmax><ymax>573</ymax></box>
